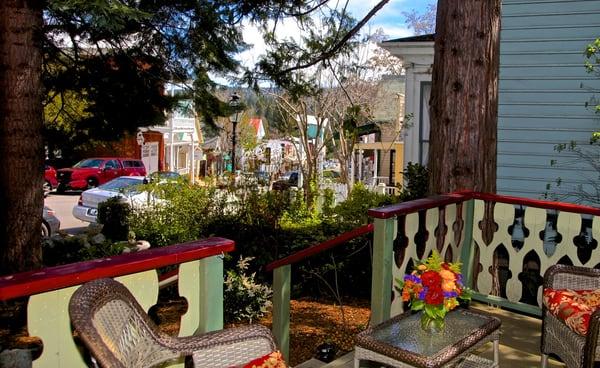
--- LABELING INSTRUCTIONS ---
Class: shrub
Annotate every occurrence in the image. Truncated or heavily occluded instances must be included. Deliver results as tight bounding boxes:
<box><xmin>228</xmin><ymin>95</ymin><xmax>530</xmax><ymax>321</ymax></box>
<box><xmin>397</xmin><ymin>162</ymin><xmax>429</xmax><ymax>201</ymax></box>
<box><xmin>43</xmin><ymin>232</ymin><xmax>125</xmax><ymax>267</ymax></box>
<box><xmin>224</xmin><ymin>256</ymin><xmax>272</xmax><ymax>324</ymax></box>
<box><xmin>98</xmin><ymin>197</ymin><xmax>131</xmax><ymax>241</ymax></box>
<box><xmin>128</xmin><ymin>182</ymin><xmax>217</xmax><ymax>247</ymax></box>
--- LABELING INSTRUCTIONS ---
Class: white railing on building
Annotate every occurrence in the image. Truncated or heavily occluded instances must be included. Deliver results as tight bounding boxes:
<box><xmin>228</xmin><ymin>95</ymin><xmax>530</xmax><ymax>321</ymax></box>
<box><xmin>172</xmin><ymin>117</ymin><xmax>195</xmax><ymax>131</ymax></box>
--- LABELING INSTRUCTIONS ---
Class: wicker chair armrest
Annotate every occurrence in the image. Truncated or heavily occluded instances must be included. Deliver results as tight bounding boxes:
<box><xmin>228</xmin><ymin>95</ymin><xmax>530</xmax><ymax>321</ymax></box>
<box><xmin>582</xmin><ymin>309</ymin><xmax>600</xmax><ymax>367</ymax></box>
<box><xmin>543</xmin><ymin>264</ymin><xmax>600</xmax><ymax>290</ymax></box>
<box><xmin>168</xmin><ymin>324</ymin><xmax>276</xmax><ymax>355</ymax></box>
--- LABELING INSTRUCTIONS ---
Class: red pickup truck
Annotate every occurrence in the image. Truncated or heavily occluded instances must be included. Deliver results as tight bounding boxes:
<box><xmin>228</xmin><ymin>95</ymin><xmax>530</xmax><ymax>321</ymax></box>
<box><xmin>56</xmin><ymin>157</ymin><xmax>146</xmax><ymax>192</ymax></box>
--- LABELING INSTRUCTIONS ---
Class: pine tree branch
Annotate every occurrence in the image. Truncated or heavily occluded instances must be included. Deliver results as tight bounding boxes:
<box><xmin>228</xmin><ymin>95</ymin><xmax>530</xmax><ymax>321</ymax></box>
<box><xmin>277</xmin><ymin>0</ymin><xmax>390</xmax><ymax>75</ymax></box>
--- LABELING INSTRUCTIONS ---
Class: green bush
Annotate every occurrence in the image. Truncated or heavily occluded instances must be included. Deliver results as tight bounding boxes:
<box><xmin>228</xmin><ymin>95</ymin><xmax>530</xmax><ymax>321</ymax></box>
<box><xmin>43</xmin><ymin>233</ymin><xmax>125</xmax><ymax>267</ymax></box>
<box><xmin>98</xmin><ymin>197</ymin><xmax>131</xmax><ymax>241</ymax></box>
<box><xmin>224</xmin><ymin>256</ymin><xmax>272</xmax><ymax>323</ymax></box>
<box><xmin>397</xmin><ymin>162</ymin><xmax>429</xmax><ymax>201</ymax></box>
<box><xmin>128</xmin><ymin>182</ymin><xmax>218</xmax><ymax>247</ymax></box>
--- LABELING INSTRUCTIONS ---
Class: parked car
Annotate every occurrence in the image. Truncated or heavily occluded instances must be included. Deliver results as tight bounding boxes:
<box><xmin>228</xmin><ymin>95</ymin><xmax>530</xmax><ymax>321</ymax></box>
<box><xmin>272</xmin><ymin>171</ymin><xmax>299</xmax><ymax>190</ymax></box>
<box><xmin>72</xmin><ymin>176</ymin><xmax>149</xmax><ymax>223</ymax></box>
<box><xmin>42</xmin><ymin>206</ymin><xmax>60</xmax><ymax>237</ymax></box>
<box><xmin>57</xmin><ymin>157</ymin><xmax>146</xmax><ymax>192</ymax></box>
<box><xmin>44</xmin><ymin>164</ymin><xmax>58</xmax><ymax>196</ymax></box>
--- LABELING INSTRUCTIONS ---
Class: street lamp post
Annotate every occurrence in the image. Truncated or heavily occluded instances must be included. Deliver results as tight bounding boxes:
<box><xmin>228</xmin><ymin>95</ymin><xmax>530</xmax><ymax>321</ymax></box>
<box><xmin>229</xmin><ymin>93</ymin><xmax>241</xmax><ymax>172</ymax></box>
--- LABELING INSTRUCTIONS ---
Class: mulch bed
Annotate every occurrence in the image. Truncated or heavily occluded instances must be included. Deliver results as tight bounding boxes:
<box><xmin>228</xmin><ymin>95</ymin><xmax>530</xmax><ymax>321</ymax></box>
<box><xmin>1</xmin><ymin>297</ymin><xmax>371</xmax><ymax>367</ymax></box>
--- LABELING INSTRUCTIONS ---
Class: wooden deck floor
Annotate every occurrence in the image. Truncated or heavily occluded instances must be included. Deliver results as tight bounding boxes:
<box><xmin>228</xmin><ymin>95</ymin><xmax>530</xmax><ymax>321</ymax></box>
<box><xmin>297</xmin><ymin>302</ymin><xmax>565</xmax><ymax>368</ymax></box>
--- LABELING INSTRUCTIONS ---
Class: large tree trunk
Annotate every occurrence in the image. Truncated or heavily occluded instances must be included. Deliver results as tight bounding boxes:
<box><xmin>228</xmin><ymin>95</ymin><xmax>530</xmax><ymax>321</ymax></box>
<box><xmin>0</xmin><ymin>0</ymin><xmax>44</xmax><ymax>275</ymax></box>
<box><xmin>428</xmin><ymin>0</ymin><xmax>501</xmax><ymax>195</ymax></box>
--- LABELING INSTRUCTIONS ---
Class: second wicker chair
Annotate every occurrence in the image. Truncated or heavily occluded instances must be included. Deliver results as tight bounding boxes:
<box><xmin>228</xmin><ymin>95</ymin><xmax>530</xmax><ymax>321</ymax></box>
<box><xmin>541</xmin><ymin>264</ymin><xmax>600</xmax><ymax>368</ymax></box>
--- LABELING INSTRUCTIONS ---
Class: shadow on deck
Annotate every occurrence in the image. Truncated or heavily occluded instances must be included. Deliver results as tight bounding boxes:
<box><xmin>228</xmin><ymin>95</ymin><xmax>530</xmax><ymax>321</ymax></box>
<box><xmin>297</xmin><ymin>302</ymin><xmax>565</xmax><ymax>368</ymax></box>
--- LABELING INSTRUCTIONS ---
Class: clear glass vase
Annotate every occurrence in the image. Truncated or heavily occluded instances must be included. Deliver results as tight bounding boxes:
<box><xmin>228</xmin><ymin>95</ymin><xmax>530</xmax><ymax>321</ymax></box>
<box><xmin>420</xmin><ymin>313</ymin><xmax>445</xmax><ymax>334</ymax></box>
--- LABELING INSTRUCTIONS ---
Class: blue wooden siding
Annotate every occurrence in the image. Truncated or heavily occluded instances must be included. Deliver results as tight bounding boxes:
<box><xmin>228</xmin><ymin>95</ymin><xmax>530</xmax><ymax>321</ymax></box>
<box><xmin>498</xmin><ymin>0</ymin><xmax>600</xmax><ymax>202</ymax></box>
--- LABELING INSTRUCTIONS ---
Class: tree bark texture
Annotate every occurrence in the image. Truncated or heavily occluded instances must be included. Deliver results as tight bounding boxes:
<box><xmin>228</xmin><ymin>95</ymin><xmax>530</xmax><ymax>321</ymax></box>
<box><xmin>0</xmin><ymin>0</ymin><xmax>44</xmax><ymax>274</ymax></box>
<box><xmin>428</xmin><ymin>0</ymin><xmax>501</xmax><ymax>195</ymax></box>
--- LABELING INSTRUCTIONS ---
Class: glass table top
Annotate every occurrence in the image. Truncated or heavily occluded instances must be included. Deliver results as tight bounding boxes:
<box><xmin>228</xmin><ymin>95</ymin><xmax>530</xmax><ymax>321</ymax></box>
<box><xmin>365</xmin><ymin>308</ymin><xmax>500</xmax><ymax>357</ymax></box>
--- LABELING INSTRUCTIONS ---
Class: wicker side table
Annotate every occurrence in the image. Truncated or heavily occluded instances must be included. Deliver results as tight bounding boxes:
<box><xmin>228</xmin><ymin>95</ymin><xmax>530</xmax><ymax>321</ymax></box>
<box><xmin>354</xmin><ymin>308</ymin><xmax>501</xmax><ymax>368</ymax></box>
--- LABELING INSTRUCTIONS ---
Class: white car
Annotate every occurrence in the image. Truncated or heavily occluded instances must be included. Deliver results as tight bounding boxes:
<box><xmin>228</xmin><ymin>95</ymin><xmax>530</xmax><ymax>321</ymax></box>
<box><xmin>72</xmin><ymin>176</ymin><xmax>150</xmax><ymax>223</ymax></box>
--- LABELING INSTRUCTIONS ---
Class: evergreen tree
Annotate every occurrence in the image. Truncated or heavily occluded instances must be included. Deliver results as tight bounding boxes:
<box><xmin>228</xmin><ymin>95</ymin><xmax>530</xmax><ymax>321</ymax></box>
<box><xmin>2</xmin><ymin>0</ymin><xmax>390</xmax><ymax>274</ymax></box>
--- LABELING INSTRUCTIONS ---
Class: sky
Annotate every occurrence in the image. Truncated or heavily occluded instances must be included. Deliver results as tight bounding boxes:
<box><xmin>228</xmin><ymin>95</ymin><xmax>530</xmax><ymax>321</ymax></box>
<box><xmin>348</xmin><ymin>0</ymin><xmax>434</xmax><ymax>39</ymax></box>
<box><xmin>236</xmin><ymin>0</ymin><xmax>436</xmax><ymax>70</ymax></box>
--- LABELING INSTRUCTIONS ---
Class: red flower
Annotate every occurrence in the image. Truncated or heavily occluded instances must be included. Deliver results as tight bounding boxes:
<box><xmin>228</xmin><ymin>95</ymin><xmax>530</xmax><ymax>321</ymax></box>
<box><xmin>421</xmin><ymin>270</ymin><xmax>442</xmax><ymax>287</ymax></box>
<box><xmin>425</xmin><ymin>286</ymin><xmax>444</xmax><ymax>305</ymax></box>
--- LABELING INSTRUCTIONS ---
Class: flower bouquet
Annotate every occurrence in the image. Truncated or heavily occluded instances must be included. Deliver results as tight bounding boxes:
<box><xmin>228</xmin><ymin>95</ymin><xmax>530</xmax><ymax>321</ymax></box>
<box><xmin>396</xmin><ymin>251</ymin><xmax>471</xmax><ymax>333</ymax></box>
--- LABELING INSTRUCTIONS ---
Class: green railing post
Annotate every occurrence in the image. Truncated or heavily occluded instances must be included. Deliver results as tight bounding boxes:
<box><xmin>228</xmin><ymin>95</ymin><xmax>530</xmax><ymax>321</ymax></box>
<box><xmin>272</xmin><ymin>265</ymin><xmax>291</xmax><ymax>361</ymax></box>
<box><xmin>197</xmin><ymin>255</ymin><xmax>223</xmax><ymax>333</ymax></box>
<box><xmin>459</xmin><ymin>199</ymin><xmax>476</xmax><ymax>288</ymax></box>
<box><xmin>371</xmin><ymin>217</ymin><xmax>395</xmax><ymax>325</ymax></box>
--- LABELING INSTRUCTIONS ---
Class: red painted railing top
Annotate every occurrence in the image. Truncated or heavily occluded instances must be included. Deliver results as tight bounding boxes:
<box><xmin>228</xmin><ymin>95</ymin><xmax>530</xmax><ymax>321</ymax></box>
<box><xmin>472</xmin><ymin>192</ymin><xmax>600</xmax><ymax>216</ymax></box>
<box><xmin>265</xmin><ymin>224</ymin><xmax>374</xmax><ymax>272</ymax></box>
<box><xmin>367</xmin><ymin>193</ymin><xmax>470</xmax><ymax>219</ymax></box>
<box><xmin>0</xmin><ymin>237</ymin><xmax>234</xmax><ymax>301</ymax></box>
<box><xmin>367</xmin><ymin>191</ymin><xmax>600</xmax><ymax>219</ymax></box>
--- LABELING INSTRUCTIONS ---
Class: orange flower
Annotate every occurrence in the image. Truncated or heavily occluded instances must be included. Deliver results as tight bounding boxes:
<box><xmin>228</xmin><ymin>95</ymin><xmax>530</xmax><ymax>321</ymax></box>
<box><xmin>402</xmin><ymin>289</ymin><xmax>411</xmax><ymax>302</ymax></box>
<box><xmin>439</xmin><ymin>269</ymin><xmax>456</xmax><ymax>281</ymax></box>
<box><xmin>442</xmin><ymin>280</ymin><xmax>456</xmax><ymax>292</ymax></box>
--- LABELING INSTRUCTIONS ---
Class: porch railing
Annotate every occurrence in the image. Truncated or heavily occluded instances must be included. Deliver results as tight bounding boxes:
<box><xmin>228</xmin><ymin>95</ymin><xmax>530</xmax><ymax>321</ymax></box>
<box><xmin>0</xmin><ymin>237</ymin><xmax>234</xmax><ymax>368</ymax></box>
<box><xmin>368</xmin><ymin>191</ymin><xmax>600</xmax><ymax>321</ymax></box>
<box><xmin>264</xmin><ymin>224</ymin><xmax>374</xmax><ymax>361</ymax></box>
<box><xmin>266</xmin><ymin>191</ymin><xmax>600</xmax><ymax>361</ymax></box>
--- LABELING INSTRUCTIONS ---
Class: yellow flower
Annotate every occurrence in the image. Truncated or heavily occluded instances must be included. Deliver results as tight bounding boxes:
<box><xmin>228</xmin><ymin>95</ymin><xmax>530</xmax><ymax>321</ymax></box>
<box><xmin>417</xmin><ymin>264</ymin><xmax>427</xmax><ymax>271</ymax></box>
<box><xmin>445</xmin><ymin>298</ymin><xmax>459</xmax><ymax>310</ymax></box>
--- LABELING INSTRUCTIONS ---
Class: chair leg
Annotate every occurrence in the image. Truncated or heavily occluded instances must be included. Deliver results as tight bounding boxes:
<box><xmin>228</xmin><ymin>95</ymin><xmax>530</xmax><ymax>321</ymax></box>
<box><xmin>541</xmin><ymin>353</ymin><xmax>548</xmax><ymax>368</ymax></box>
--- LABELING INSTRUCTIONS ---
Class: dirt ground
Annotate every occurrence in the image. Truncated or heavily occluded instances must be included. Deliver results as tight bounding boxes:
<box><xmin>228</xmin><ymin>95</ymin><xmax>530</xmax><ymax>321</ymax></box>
<box><xmin>155</xmin><ymin>298</ymin><xmax>372</xmax><ymax>367</ymax></box>
<box><xmin>263</xmin><ymin>298</ymin><xmax>371</xmax><ymax>366</ymax></box>
<box><xmin>1</xmin><ymin>298</ymin><xmax>371</xmax><ymax>367</ymax></box>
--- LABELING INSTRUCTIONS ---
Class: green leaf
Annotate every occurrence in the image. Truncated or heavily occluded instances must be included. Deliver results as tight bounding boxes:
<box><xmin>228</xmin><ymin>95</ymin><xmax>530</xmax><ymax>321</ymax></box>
<box><xmin>436</xmin><ymin>307</ymin><xmax>447</xmax><ymax>319</ymax></box>
<box><xmin>424</xmin><ymin>304</ymin><xmax>437</xmax><ymax>318</ymax></box>
<box><xmin>425</xmin><ymin>250</ymin><xmax>443</xmax><ymax>271</ymax></box>
<box><xmin>411</xmin><ymin>299</ymin><xmax>425</xmax><ymax>311</ymax></box>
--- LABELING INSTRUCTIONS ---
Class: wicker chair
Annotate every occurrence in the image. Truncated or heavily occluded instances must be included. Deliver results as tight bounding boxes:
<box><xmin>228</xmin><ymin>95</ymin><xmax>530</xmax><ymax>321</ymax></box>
<box><xmin>69</xmin><ymin>278</ymin><xmax>277</xmax><ymax>368</ymax></box>
<box><xmin>541</xmin><ymin>264</ymin><xmax>600</xmax><ymax>368</ymax></box>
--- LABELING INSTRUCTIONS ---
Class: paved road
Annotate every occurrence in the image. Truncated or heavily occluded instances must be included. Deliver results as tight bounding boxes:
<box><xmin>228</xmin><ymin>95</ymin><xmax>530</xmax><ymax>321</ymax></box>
<box><xmin>44</xmin><ymin>192</ymin><xmax>90</xmax><ymax>235</ymax></box>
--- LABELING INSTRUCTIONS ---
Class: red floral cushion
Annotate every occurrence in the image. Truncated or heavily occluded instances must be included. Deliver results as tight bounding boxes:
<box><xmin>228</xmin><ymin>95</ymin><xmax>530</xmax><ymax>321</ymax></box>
<box><xmin>543</xmin><ymin>288</ymin><xmax>600</xmax><ymax>335</ymax></box>
<box><xmin>232</xmin><ymin>351</ymin><xmax>287</xmax><ymax>368</ymax></box>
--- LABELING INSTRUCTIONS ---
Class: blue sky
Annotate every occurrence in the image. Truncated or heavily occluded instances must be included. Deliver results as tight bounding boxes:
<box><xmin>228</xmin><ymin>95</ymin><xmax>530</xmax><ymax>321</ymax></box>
<box><xmin>348</xmin><ymin>0</ymin><xmax>436</xmax><ymax>39</ymax></box>
<box><xmin>235</xmin><ymin>0</ymin><xmax>436</xmax><ymax>75</ymax></box>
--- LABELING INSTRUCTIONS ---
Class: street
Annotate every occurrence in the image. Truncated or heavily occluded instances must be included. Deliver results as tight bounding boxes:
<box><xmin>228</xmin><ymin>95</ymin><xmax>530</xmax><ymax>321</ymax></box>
<box><xmin>44</xmin><ymin>192</ymin><xmax>90</xmax><ymax>235</ymax></box>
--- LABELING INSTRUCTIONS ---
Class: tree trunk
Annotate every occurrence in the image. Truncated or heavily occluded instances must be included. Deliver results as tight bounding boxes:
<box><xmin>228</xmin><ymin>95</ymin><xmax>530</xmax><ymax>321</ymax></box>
<box><xmin>0</xmin><ymin>0</ymin><xmax>44</xmax><ymax>275</ymax></box>
<box><xmin>428</xmin><ymin>0</ymin><xmax>501</xmax><ymax>195</ymax></box>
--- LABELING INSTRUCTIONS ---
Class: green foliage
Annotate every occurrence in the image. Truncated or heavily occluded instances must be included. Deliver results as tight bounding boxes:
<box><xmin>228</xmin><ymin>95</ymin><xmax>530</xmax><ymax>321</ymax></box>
<box><xmin>97</xmin><ymin>197</ymin><xmax>131</xmax><ymax>241</ymax></box>
<box><xmin>42</xmin><ymin>0</ymin><xmax>386</xmax><ymax>152</ymax></box>
<box><xmin>128</xmin><ymin>182</ymin><xmax>218</xmax><ymax>247</ymax></box>
<box><xmin>224</xmin><ymin>256</ymin><xmax>272</xmax><ymax>324</ymax></box>
<box><xmin>329</xmin><ymin>182</ymin><xmax>395</xmax><ymax>228</ymax></box>
<box><xmin>397</xmin><ymin>162</ymin><xmax>429</xmax><ymax>201</ymax></box>
<box><xmin>42</xmin><ymin>233</ymin><xmax>125</xmax><ymax>267</ymax></box>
